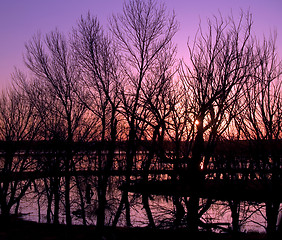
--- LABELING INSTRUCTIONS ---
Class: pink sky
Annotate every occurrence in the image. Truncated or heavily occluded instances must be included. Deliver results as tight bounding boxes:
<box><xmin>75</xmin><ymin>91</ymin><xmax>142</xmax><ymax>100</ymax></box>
<box><xmin>0</xmin><ymin>0</ymin><xmax>281</xmax><ymax>88</ymax></box>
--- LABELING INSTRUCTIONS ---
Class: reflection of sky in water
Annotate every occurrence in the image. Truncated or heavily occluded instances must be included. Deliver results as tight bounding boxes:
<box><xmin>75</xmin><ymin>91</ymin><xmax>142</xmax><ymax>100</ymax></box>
<box><xmin>17</xmin><ymin>183</ymin><xmax>268</xmax><ymax>233</ymax></box>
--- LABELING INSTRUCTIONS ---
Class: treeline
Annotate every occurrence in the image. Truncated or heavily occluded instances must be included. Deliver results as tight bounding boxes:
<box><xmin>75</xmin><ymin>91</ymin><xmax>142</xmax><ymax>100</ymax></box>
<box><xmin>0</xmin><ymin>0</ymin><xmax>281</xmax><ymax>234</ymax></box>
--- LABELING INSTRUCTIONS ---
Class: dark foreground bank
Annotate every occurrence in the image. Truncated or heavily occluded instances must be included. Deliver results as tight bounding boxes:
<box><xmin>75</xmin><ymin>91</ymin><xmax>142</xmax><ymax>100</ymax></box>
<box><xmin>0</xmin><ymin>216</ymin><xmax>270</xmax><ymax>240</ymax></box>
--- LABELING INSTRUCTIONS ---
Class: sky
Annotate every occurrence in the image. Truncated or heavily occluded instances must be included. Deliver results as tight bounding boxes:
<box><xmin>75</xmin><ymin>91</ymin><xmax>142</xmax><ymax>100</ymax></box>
<box><xmin>0</xmin><ymin>0</ymin><xmax>281</xmax><ymax>88</ymax></box>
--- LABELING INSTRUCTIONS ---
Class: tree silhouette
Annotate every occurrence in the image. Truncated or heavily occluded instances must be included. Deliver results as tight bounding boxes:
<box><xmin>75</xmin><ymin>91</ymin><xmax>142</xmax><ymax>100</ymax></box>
<box><xmin>179</xmin><ymin>11</ymin><xmax>255</xmax><ymax>231</ymax></box>
<box><xmin>0</xmin><ymin>86</ymin><xmax>40</xmax><ymax>216</ymax></box>
<box><xmin>24</xmin><ymin>30</ymin><xmax>88</xmax><ymax>225</ymax></box>
<box><xmin>72</xmin><ymin>13</ymin><xmax>120</xmax><ymax>229</ymax></box>
<box><xmin>0</xmin><ymin>1</ymin><xmax>281</xmax><ymax>236</ymax></box>
<box><xmin>235</xmin><ymin>33</ymin><xmax>282</xmax><ymax>235</ymax></box>
<box><xmin>110</xmin><ymin>0</ymin><xmax>178</xmax><ymax>227</ymax></box>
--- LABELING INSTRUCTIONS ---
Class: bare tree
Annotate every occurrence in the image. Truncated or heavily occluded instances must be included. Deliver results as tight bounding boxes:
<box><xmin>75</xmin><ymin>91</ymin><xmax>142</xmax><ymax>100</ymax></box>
<box><xmin>235</xmin><ymin>33</ymin><xmax>282</xmax><ymax>235</ymax></box>
<box><xmin>24</xmin><ymin>30</ymin><xmax>88</xmax><ymax>225</ymax></box>
<box><xmin>0</xmin><ymin>86</ymin><xmax>40</xmax><ymax>216</ymax></box>
<box><xmin>109</xmin><ymin>0</ymin><xmax>178</xmax><ymax>227</ymax></box>
<box><xmin>179</xmin><ymin>11</ymin><xmax>255</xmax><ymax>231</ymax></box>
<box><xmin>15</xmin><ymin>72</ymin><xmax>70</xmax><ymax>224</ymax></box>
<box><xmin>72</xmin><ymin>13</ymin><xmax>121</xmax><ymax>229</ymax></box>
<box><xmin>236</xmin><ymin>34</ymin><xmax>282</xmax><ymax>142</ymax></box>
<box><xmin>166</xmin><ymin>83</ymin><xmax>195</xmax><ymax>170</ymax></box>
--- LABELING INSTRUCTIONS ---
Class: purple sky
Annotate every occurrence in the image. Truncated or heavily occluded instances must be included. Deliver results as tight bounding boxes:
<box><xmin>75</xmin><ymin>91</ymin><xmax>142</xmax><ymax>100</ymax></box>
<box><xmin>0</xmin><ymin>0</ymin><xmax>281</xmax><ymax>88</ymax></box>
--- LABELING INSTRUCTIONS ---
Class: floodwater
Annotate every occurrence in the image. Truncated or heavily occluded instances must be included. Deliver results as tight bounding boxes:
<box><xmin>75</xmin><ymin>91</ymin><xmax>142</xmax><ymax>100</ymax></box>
<box><xmin>4</xmin><ymin>150</ymin><xmax>280</xmax><ymax>233</ymax></box>
<box><xmin>16</xmin><ymin>177</ymin><xmax>269</xmax><ymax>233</ymax></box>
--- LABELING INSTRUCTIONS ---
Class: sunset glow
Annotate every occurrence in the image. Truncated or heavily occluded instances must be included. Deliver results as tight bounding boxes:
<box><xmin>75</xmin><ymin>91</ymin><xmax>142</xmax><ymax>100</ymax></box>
<box><xmin>0</xmin><ymin>0</ymin><xmax>281</xmax><ymax>237</ymax></box>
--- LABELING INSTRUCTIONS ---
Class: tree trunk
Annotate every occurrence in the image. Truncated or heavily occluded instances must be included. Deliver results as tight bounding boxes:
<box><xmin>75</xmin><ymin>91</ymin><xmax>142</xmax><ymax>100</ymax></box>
<box><xmin>37</xmin><ymin>194</ymin><xmax>41</xmax><ymax>223</ymax></box>
<box><xmin>142</xmin><ymin>193</ymin><xmax>155</xmax><ymax>228</ymax></box>
<box><xmin>123</xmin><ymin>126</ymin><xmax>136</xmax><ymax>227</ymax></box>
<box><xmin>74</xmin><ymin>175</ymin><xmax>87</xmax><ymax>226</ymax></box>
<box><xmin>97</xmin><ymin>187</ymin><xmax>107</xmax><ymax>229</ymax></box>
<box><xmin>266</xmin><ymin>201</ymin><xmax>279</xmax><ymax>235</ymax></box>
<box><xmin>14</xmin><ymin>199</ymin><xmax>20</xmax><ymax>215</ymax></box>
<box><xmin>186</xmin><ymin>196</ymin><xmax>199</xmax><ymax>232</ymax></box>
<box><xmin>64</xmin><ymin>158</ymin><xmax>71</xmax><ymax>226</ymax></box>
<box><xmin>124</xmin><ymin>191</ymin><xmax>131</xmax><ymax>227</ymax></box>
<box><xmin>112</xmin><ymin>191</ymin><xmax>126</xmax><ymax>227</ymax></box>
<box><xmin>229</xmin><ymin>200</ymin><xmax>240</xmax><ymax>234</ymax></box>
<box><xmin>173</xmin><ymin>197</ymin><xmax>185</xmax><ymax>228</ymax></box>
<box><xmin>185</xmin><ymin>114</ymin><xmax>204</xmax><ymax>232</ymax></box>
<box><xmin>46</xmin><ymin>188</ymin><xmax>53</xmax><ymax>224</ymax></box>
<box><xmin>53</xmin><ymin>177</ymin><xmax>60</xmax><ymax>224</ymax></box>
<box><xmin>96</xmin><ymin>145</ymin><xmax>106</xmax><ymax>229</ymax></box>
<box><xmin>65</xmin><ymin>125</ymin><xmax>73</xmax><ymax>226</ymax></box>
<box><xmin>112</xmin><ymin>190</ymin><xmax>132</xmax><ymax>227</ymax></box>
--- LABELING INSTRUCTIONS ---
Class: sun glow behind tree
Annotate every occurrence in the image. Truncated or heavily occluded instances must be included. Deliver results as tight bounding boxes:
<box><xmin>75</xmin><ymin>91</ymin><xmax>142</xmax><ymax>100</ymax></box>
<box><xmin>0</xmin><ymin>0</ymin><xmax>281</xmax><ymax>235</ymax></box>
